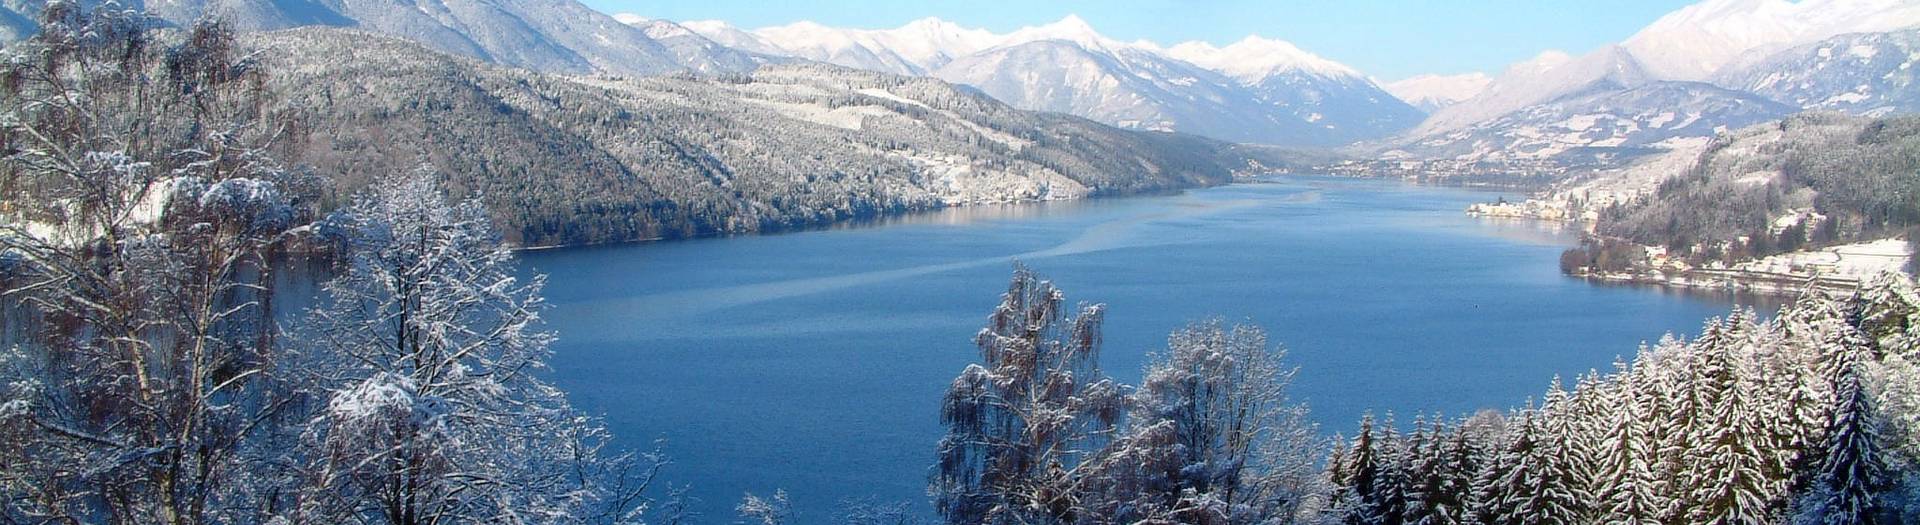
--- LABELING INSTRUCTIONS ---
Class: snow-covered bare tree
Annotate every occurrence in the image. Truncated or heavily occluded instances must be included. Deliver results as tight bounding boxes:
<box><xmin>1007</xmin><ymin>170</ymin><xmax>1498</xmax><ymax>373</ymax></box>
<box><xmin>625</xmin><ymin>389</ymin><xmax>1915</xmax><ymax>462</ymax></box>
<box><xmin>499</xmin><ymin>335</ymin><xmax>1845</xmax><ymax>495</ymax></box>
<box><xmin>932</xmin><ymin>265</ymin><xmax>1125</xmax><ymax>525</ymax></box>
<box><xmin>835</xmin><ymin>498</ymin><xmax>930</xmax><ymax>525</ymax></box>
<box><xmin>737</xmin><ymin>490</ymin><xmax>795</xmax><ymax>525</ymax></box>
<box><xmin>0</xmin><ymin>5</ymin><xmax>313</xmax><ymax>523</ymax></box>
<box><xmin>289</xmin><ymin>171</ymin><xmax>656</xmax><ymax>525</ymax></box>
<box><xmin>1077</xmin><ymin>321</ymin><xmax>1324</xmax><ymax>524</ymax></box>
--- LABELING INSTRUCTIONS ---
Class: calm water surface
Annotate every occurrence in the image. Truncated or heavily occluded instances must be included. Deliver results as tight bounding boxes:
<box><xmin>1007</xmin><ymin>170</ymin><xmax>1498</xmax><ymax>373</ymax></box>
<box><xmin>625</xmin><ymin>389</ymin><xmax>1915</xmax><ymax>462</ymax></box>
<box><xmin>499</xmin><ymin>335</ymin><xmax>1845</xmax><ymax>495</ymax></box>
<box><xmin>520</xmin><ymin>176</ymin><xmax>1763</xmax><ymax>520</ymax></box>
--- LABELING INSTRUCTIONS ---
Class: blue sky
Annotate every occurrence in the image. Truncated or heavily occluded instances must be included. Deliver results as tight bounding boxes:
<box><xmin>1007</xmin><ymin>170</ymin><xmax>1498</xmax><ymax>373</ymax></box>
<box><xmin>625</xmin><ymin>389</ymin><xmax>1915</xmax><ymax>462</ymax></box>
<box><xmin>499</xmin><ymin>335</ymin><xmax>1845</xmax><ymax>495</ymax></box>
<box><xmin>583</xmin><ymin>0</ymin><xmax>1696</xmax><ymax>80</ymax></box>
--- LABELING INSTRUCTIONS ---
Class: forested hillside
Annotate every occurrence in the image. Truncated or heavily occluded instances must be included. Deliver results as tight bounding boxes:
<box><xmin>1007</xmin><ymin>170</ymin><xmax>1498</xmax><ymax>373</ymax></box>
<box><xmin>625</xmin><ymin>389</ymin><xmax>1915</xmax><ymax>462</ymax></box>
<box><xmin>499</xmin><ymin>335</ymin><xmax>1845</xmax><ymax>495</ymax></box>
<box><xmin>248</xmin><ymin>28</ymin><xmax>1264</xmax><ymax>247</ymax></box>
<box><xmin>1319</xmin><ymin>277</ymin><xmax>1920</xmax><ymax>524</ymax></box>
<box><xmin>1573</xmin><ymin>113</ymin><xmax>1920</xmax><ymax>267</ymax></box>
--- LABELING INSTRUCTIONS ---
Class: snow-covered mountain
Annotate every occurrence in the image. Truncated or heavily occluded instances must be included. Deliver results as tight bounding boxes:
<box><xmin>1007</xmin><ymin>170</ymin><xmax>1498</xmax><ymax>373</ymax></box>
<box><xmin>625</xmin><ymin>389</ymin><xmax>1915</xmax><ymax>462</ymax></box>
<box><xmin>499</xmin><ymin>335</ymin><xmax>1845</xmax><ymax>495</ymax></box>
<box><xmin>1717</xmin><ymin>29</ymin><xmax>1920</xmax><ymax>116</ymax></box>
<box><xmin>0</xmin><ymin>0</ymin><xmax>758</xmax><ymax>76</ymax></box>
<box><xmin>1385</xmin><ymin>73</ymin><xmax>1492</xmax><ymax>113</ymax></box>
<box><xmin>1621</xmin><ymin>0</ymin><xmax>1920</xmax><ymax>82</ymax></box>
<box><xmin>1390</xmin><ymin>81</ymin><xmax>1793</xmax><ymax>163</ymax></box>
<box><xmin>932</xmin><ymin>39</ymin><xmax>1290</xmax><ymax>142</ymax></box>
<box><xmin>1386</xmin><ymin>0</ymin><xmax>1920</xmax><ymax>165</ymax></box>
<box><xmin>1160</xmin><ymin>35</ymin><xmax>1359</xmax><ymax>83</ymax></box>
<box><xmin>1414</xmin><ymin>46</ymin><xmax>1653</xmax><ymax>137</ymax></box>
<box><xmin>671</xmin><ymin>14</ymin><xmax>1420</xmax><ymax>146</ymax></box>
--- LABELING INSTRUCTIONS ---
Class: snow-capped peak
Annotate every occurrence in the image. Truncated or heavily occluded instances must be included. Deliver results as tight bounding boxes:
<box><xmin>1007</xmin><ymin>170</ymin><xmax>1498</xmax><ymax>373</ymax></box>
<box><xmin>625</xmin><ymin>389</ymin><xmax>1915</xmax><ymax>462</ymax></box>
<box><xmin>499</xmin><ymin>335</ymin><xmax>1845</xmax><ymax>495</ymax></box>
<box><xmin>1162</xmin><ymin>34</ymin><xmax>1361</xmax><ymax>81</ymax></box>
<box><xmin>1622</xmin><ymin>0</ymin><xmax>1920</xmax><ymax>80</ymax></box>
<box><xmin>610</xmin><ymin>13</ymin><xmax>648</xmax><ymax>26</ymax></box>
<box><xmin>1002</xmin><ymin>15</ymin><xmax>1122</xmax><ymax>51</ymax></box>
<box><xmin>871</xmin><ymin>17</ymin><xmax>1002</xmax><ymax>67</ymax></box>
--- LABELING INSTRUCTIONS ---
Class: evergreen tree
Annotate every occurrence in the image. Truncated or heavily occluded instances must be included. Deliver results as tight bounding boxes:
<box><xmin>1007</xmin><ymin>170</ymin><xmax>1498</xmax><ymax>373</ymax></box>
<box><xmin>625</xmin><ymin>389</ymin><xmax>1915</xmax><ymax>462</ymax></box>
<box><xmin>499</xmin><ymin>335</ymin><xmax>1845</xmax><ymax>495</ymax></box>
<box><xmin>1328</xmin><ymin>416</ymin><xmax>1386</xmax><ymax>525</ymax></box>
<box><xmin>1403</xmin><ymin>419</ymin><xmax>1467</xmax><ymax>525</ymax></box>
<box><xmin>1687</xmin><ymin>316</ymin><xmax>1778</xmax><ymax>524</ymax></box>
<box><xmin>1375</xmin><ymin>414</ymin><xmax>1411</xmax><ymax>525</ymax></box>
<box><xmin>1595</xmin><ymin>362</ymin><xmax>1662</xmax><ymax>525</ymax></box>
<box><xmin>1488</xmin><ymin>411</ymin><xmax>1555</xmax><ymax>525</ymax></box>
<box><xmin>1794</xmin><ymin>338</ymin><xmax>1894</xmax><ymax>524</ymax></box>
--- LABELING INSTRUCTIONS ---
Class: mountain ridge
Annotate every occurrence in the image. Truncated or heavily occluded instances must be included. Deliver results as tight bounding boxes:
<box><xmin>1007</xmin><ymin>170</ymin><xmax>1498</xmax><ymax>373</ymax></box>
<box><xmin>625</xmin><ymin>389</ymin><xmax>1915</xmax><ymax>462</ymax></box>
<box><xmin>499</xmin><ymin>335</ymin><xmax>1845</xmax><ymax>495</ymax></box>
<box><xmin>662</xmin><ymin>14</ymin><xmax>1422</xmax><ymax>146</ymax></box>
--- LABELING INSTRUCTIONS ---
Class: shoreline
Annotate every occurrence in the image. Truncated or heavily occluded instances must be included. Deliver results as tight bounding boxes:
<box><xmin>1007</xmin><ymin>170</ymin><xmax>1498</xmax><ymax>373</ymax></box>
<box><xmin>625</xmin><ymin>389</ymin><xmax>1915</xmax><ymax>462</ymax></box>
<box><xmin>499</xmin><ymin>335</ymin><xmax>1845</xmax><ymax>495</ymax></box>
<box><xmin>1570</xmin><ymin>268</ymin><xmax>1865</xmax><ymax>298</ymax></box>
<box><xmin>507</xmin><ymin>180</ymin><xmax>1219</xmax><ymax>253</ymax></box>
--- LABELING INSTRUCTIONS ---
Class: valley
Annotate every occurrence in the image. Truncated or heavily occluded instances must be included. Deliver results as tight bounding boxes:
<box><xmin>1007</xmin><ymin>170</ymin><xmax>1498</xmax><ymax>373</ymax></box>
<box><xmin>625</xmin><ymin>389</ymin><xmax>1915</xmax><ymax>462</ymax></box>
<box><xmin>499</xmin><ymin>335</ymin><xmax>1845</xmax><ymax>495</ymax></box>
<box><xmin>4</xmin><ymin>0</ymin><xmax>1920</xmax><ymax>523</ymax></box>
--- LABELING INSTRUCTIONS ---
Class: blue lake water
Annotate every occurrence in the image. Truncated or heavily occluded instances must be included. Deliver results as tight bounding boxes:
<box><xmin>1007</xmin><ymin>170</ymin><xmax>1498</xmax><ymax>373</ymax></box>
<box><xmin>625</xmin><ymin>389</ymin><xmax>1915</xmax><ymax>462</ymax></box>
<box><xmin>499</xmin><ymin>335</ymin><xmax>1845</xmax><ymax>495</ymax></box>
<box><xmin>519</xmin><ymin>176</ymin><xmax>1763</xmax><ymax>520</ymax></box>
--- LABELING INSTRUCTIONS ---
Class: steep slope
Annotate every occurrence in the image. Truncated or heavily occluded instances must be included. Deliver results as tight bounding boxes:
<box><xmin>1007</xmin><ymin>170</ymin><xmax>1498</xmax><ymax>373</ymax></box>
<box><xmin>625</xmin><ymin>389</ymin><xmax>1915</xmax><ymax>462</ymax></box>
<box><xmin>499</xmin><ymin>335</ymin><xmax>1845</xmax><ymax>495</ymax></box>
<box><xmin>1385</xmin><ymin>73</ymin><xmax>1492</xmax><ymax>113</ymax></box>
<box><xmin>1621</xmin><ymin>0</ymin><xmax>1920</xmax><ymax>82</ymax></box>
<box><xmin>247</xmin><ymin>28</ymin><xmax>1258</xmax><ymax>247</ymax></box>
<box><xmin>0</xmin><ymin>0</ymin><xmax>737</xmax><ymax>76</ymax></box>
<box><xmin>1718</xmin><ymin>29</ymin><xmax>1920</xmax><ymax>116</ymax></box>
<box><xmin>1393</xmin><ymin>81</ymin><xmax>1793</xmax><ymax>164</ymax></box>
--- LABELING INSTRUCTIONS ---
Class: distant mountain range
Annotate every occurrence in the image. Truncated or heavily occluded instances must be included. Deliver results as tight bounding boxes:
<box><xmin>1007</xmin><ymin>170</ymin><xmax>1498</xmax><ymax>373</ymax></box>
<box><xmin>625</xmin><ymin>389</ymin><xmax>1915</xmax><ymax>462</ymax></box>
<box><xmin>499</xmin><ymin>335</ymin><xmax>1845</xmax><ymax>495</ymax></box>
<box><xmin>1385</xmin><ymin>0</ymin><xmax>1920</xmax><ymax>163</ymax></box>
<box><xmin>651</xmin><ymin>15</ymin><xmax>1424</xmax><ymax>146</ymax></box>
<box><xmin>2</xmin><ymin>0</ymin><xmax>1916</xmax><ymax>159</ymax></box>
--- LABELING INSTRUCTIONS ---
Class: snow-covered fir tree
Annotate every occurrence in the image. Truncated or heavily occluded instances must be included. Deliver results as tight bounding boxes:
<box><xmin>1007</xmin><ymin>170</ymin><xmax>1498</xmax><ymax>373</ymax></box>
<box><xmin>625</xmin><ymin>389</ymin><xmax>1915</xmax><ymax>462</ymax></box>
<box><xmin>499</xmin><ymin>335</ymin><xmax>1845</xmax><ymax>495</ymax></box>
<box><xmin>1322</xmin><ymin>277</ymin><xmax>1920</xmax><ymax>525</ymax></box>
<box><xmin>1792</xmin><ymin>337</ymin><xmax>1895</xmax><ymax>524</ymax></box>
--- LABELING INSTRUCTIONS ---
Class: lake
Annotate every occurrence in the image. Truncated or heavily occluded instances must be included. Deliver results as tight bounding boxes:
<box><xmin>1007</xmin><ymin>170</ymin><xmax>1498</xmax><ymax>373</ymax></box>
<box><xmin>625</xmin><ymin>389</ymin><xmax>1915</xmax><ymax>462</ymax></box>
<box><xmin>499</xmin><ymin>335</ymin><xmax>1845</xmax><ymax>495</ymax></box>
<box><xmin>519</xmin><ymin>175</ymin><xmax>1764</xmax><ymax>521</ymax></box>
